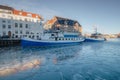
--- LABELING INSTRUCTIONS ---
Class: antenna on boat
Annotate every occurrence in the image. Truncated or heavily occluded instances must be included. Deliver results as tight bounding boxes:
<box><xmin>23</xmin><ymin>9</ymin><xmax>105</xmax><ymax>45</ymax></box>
<box><xmin>93</xmin><ymin>25</ymin><xmax>97</xmax><ymax>34</ymax></box>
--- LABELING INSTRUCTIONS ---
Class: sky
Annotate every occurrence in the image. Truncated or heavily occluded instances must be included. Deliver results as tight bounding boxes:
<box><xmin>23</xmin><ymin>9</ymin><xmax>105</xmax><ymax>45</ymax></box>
<box><xmin>0</xmin><ymin>0</ymin><xmax>120</xmax><ymax>34</ymax></box>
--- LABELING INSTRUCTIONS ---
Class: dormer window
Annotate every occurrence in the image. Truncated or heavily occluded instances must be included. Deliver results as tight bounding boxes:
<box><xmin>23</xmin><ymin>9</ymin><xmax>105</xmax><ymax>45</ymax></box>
<box><xmin>19</xmin><ymin>12</ymin><xmax>22</xmax><ymax>15</ymax></box>
<box><xmin>27</xmin><ymin>13</ymin><xmax>32</xmax><ymax>17</ymax></box>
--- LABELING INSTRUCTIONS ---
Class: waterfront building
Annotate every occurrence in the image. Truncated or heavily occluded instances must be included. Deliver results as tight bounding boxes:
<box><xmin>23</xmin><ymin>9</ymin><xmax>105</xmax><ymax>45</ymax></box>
<box><xmin>44</xmin><ymin>16</ymin><xmax>82</xmax><ymax>34</ymax></box>
<box><xmin>0</xmin><ymin>5</ymin><xmax>43</xmax><ymax>39</ymax></box>
<box><xmin>117</xmin><ymin>33</ymin><xmax>120</xmax><ymax>38</ymax></box>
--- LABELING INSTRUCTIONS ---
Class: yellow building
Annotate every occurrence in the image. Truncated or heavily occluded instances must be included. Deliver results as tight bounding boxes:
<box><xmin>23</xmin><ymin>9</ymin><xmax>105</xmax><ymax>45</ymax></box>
<box><xmin>44</xmin><ymin>16</ymin><xmax>82</xmax><ymax>34</ymax></box>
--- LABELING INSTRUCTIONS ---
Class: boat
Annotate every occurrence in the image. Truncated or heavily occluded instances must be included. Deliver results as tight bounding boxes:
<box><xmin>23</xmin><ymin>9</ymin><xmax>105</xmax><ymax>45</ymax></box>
<box><xmin>21</xmin><ymin>31</ymin><xmax>85</xmax><ymax>47</ymax></box>
<box><xmin>85</xmin><ymin>33</ymin><xmax>106</xmax><ymax>42</ymax></box>
<box><xmin>85</xmin><ymin>27</ymin><xmax>106</xmax><ymax>42</ymax></box>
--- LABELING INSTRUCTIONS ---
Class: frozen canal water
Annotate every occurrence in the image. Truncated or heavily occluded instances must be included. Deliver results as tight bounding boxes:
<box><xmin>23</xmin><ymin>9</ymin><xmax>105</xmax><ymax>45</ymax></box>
<box><xmin>0</xmin><ymin>39</ymin><xmax>120</xmax><ymax>80</ymax></box>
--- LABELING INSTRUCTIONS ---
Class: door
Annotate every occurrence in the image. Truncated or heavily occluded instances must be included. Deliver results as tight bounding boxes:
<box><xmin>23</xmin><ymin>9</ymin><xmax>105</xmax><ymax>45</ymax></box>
<box><xmin>8</xmin><ymin>31</ymin><xmax>11</xmax><ymax>37</ymax></box>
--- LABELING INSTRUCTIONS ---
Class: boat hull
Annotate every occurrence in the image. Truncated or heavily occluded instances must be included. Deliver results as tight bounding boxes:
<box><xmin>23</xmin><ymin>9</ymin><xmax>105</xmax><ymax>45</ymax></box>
<box><xmin>85</xmin><ymin>38</ymin><xmax>105</xmax><ymax>42</ymax></box>
<box><xmin>21</xmin><ymin>38</ymin><xmax>84</xmax><ymax>47</ymax></box>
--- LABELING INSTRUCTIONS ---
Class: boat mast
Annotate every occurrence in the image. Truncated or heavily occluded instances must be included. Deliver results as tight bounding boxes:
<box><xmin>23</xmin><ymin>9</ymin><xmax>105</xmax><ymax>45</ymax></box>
<box><xmin>93</xmin><ymin>25</ymin><xmax>97</xmax><ymax>34</ymax></box>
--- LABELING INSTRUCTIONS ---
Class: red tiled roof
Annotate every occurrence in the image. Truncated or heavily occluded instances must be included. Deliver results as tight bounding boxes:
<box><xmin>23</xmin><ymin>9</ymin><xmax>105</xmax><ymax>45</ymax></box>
<box><xmin>13</xmin><ymin>9</ymin><xmax>42</xmax><ymax>19</ymax></box>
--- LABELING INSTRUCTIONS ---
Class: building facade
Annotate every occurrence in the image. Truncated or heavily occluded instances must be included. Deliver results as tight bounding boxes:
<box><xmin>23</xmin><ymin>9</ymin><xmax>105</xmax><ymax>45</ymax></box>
<box><xmin>44</xmin><ymin>16</ymin><xmax>82</xmax><ymax>34</ymax></box>
<box><xmin>0</xmin><ymin>5</ymin><xmax>43</xmax><ymax>39</ymax></box>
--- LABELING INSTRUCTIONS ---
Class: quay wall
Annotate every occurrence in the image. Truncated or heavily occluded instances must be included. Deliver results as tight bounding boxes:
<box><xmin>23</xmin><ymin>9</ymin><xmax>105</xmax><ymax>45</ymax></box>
<box><xmin>0</xmin><ymin>39</ymin><xmax>20</xmax><ymax>47</ymax></box>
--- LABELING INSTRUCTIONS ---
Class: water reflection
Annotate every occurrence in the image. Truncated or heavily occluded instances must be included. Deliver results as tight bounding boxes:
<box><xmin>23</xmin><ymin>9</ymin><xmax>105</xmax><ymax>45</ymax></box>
<box><xmin>0</xmin><ymin>44</ymin><xmax>83</xmax><ymax>77</ymax></box>
<box><xmin>84</xmin><ymin>42</ymin><xmax>104</xmax><ymax>50</ymax></box>
<box><xmin>0</xmin><ymin>59</ymin><xmax>40</xmax><ymax>76</ymax></box>
<box><xmin>44</xmin><ymin>45</ymin><xmax>82</xmax><ymax>64</ymax></box>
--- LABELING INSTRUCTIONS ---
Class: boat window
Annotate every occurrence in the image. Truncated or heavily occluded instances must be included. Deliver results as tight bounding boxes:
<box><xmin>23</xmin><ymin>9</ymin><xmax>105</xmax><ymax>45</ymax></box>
<box><xmin>59</xmin><ymin>38</ymin><xmax>61</xmax><ymax>40</ymax></box>
<box><xmin>62</xmin><ymin>38</ymin><xmax>64</xmax><ymax>40</ymax></box>
<box><xmin>37</xmin><ymin>36</ymin><xmax>39</xmax><ymax>39</ymax></box>
<box><xmin>66</xmin><ymin>38</ymin><xmax>67</xmax><ymax>40</ymax></box>
<box><xmin>51</xmin><ymin>34</ymin><xmax>54</xmax><ymax>36</ymax></box>
<box><xmin>51</xmin><ymin>37</ymin><xmax>54</xmax><ymax>39</ymax></box>
<box><xmin>50</xmin><ymin>37</ymin><xmax>54</xmax><ymax>39</ymax></box>
<box><xmin>55</xmin><ymin>37</ymin><xmax>57</xmax><ymax>41</ymax></box>
<box><xmin>32</xmin><ymin>36</ymin><xmax>34</xmax><ymax>39</ymax></box>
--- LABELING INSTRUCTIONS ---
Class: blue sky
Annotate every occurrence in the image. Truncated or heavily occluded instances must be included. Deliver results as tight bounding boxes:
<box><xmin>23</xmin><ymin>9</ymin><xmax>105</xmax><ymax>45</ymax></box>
<box><xmin>0</xmin><ymin>0</ymin><xmax>120</xmax><ymax>34</ymax></box>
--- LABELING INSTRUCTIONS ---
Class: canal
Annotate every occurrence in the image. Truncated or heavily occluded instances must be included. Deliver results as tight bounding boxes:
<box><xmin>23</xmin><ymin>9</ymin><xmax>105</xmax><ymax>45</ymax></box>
<box><xmin>0</xmin><ymin>39</ymin><xmax>120</xmax><ymax>80</ymax></box>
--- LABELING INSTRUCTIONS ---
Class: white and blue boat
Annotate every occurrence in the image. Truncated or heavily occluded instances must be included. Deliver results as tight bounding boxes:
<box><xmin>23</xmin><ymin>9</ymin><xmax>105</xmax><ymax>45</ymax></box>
<box><xmin>21</xmin><ymin>31</ymin><xmax>85</xmax><ymax>47</ymax></box>
<box><xmin>85</xmin><ymin>32</ymin><xmax>106</xmax><ymax>42</ymax></box>
<box><xmin>84</xmin><ymin>26</ymin><xmax>106</xmax><ymax>42</ymax></box>
<box><xmin>85</xmin><ymin>37</ymin><xmax>106</xmax><ymax>42</ymax></box>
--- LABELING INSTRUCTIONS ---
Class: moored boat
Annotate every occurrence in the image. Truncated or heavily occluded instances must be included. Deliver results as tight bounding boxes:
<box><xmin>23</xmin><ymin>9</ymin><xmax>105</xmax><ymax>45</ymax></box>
<box><xmin>21</xmin><ymin>31</ymin><xmax>85</xmax><ymax>47</ymax></box>
<box><xmin>85</xmin><ymin>37</ymin><xmax>106</xmax><ymax>42</ymax></box>
<box><xmin>85</xmin><ymin>27</ymin><xmax>106</xmax><ymax>42</ymax></box>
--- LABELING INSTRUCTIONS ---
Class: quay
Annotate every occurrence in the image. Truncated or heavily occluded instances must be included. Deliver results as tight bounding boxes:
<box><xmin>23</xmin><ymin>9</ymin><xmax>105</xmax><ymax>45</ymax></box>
<box><xmin>0</xmin><ymin>38</ymin><xmax>20</xmax><ymax>47</ymax></box>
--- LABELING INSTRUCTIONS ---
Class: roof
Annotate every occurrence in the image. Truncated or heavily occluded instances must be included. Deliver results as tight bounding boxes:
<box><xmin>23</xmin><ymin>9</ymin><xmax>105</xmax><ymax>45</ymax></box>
<box><xmin>0</xmin><ymin>5</ymin><xmax>43</xmax><ymax>20</ymax></box>
<box><xmin>55</xmin><ymin>16</ymin><xmax>81</xmax><ymax>26</ymax></box>
<box><xmin>45</xmin><ymin>16</ymin><xmax>82</xmax><ymax>27</ymax></box>
<box><xmin>13</xmin><ymin>9</ymin><xmax>42</xmax><ymax>19</ymax></box>
<box><xmin>0</xmin><ymin>5</ymin><xmax>14</xmax><ymax>10</ymax></box>
<box><xmin>55</xmin><ymin>16</ymin><xmax>77</xmax><ymax>22</ymax></box>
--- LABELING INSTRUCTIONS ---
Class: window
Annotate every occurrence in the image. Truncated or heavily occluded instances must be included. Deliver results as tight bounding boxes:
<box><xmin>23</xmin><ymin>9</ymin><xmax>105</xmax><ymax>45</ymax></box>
<box><xmin>8</xmin><ymin>16</ymin><xmax>13</xmax><ymax>19</ymax></box>
<box><xmin>27</xmin><ymin>13</ymin><xmax>32</xmax><ymax>17</ymax></box>
<box><xmin>15</xmin><ymin>35</ymin><xmax>18</xmax><ymax>38</ymax></box>
<box><xmin>26</xmin><ymin>31</ymin><xmax>29</xmax><ymax>34</ymax></box>
<box><xmin>20</xmin><ymin>31</ymin><xmax>22</xmax><ymax>34</ymax></box>
<box><xmin>19</xmin><ymin>12</ymin><xmax>22</xmax><ymax>15</ymax></box>
<box><xmin>15</xmin><ymin>31</ymin><xmax>18</xmax><ymax>34</ymax></box>
<box><xmin>20</xmin><ymin>23</ymin><xmax>22</xmax><ymax>28</ymax></box>
<box><xmin>15</xmin><ymin>23</ymin><xmax>18</xmax><ymax>28</ymax></box>
<box><xmin>38</xmin><ymin>20</ymin><xmax>40</xmax><ymax>23</ymax></box>
<box><xmin>8</xmin><ymin>20</ymin><xmax>11</xmax><ymax>23</ymax></box>
<box><xmin>2</xmin><ymin>15</ymin><xmax>5</xmax><ymax>17</ymax></box>
<box><xmin>19</xmin><ymin>18</ymin><xmax>22</xmax><ymax>21</ymax></box>
<box><xmin>25</xmin><ymin>24</ymin><xmax>28</xmax><ymax>28</ymax></box>
<box><xmin>37</xmin><ymin>36</ymin><xmax>39</xmax><ymax>39</ymax></box>
<box><xmin>8</xmin><ymin>25</ymin><xmax>11</xmax><ymax>29</ymax></box>
<box><xmin>2</xmin><ymin>20</ymin><xmax>6</xmax><ymax>23</ymax></box>
<box><xmin>23</xmin><ymin>35</ymin><xmax>27</xmax><ymax>37</ymax></box>
<box><xmin>59</xmin><ymin>38</ymin><xmax>61</xmax><ymax>40</ymax></box>
<box><xmin>2</xmin><ymin>25</ymin><xmax>6</xmax><ymax>29</ymax></box>
<box><xmin>32</xmin><ymin>19</ymin><xmax>34</xmax><ymax>22</ymax></box>
<box><xmin>3</xmin><ymin>32</ymin><xmax>6</xmax><ymax>36</ymax></box>
<box><xmin>51</xmin><ymin>34</ymin><xmax>54</xmax><ymax>36</ymax></box>
<box><xmin>29</xmin><ymin>36</ymin><xmax>31</xmax><ymax>38</ymax></box>
<box><xmin>32</xmin><ymin>35</ymin><xmax>34</xmax><ymax>39</ymax></box>
<box><xmin>29</xmin><ymin>19</ymin><xmax>31</xmax><ymax>22</ymax></box>
<box><xmin>25</xmin><ymin>18</ymin><xmax>28</xmax><ymax>22</ymax></box>
<box><xmin>20</xmin><ymin>35</ymin><xmax>22</xmax><ymax>38</ymax></box>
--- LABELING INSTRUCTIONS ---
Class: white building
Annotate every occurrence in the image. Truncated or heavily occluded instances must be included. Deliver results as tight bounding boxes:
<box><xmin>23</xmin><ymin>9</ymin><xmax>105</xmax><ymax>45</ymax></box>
<box><xmin>0</xmin><ymin>5</ymin><xmax>43</xmax><ymax>39</ymax></box>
